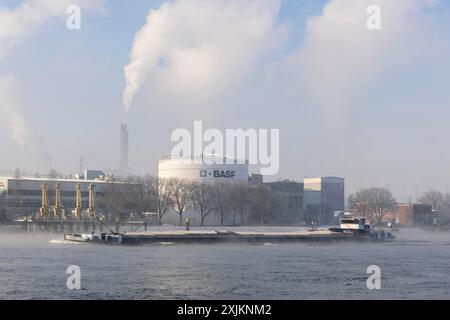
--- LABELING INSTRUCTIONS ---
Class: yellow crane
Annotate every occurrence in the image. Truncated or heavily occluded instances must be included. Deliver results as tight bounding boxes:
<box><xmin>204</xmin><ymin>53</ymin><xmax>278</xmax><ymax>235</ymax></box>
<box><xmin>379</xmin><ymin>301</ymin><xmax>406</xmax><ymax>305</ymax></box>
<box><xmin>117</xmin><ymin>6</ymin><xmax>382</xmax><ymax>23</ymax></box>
<box><xmin>72</xmin><ymin>183</ymin><xmax>82</xmax><ymax>220</ymax></box>
<box><xmin>39</xmin><ymin>182</ymin><xmax>48</xmax><ymax>220</ymax></box>
<box><xmin>87</xmin><ymin>184</ymin><xmax>96</xmax><ymax>220</ymax></box>
<box><xmin>53</xmin><ymin>182</ymin><xmax>63</xmax><ymax>220</ymax></box>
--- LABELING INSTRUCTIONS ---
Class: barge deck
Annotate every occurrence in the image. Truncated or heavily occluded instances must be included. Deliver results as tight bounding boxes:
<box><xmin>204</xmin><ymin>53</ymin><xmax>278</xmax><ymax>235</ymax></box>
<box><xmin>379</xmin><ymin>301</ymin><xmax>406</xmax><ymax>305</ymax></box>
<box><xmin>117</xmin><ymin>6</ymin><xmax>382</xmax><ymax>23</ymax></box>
<box><xmin>63</xmin><ymin>215</ymin><xmax>395</xmax><ymax>245</ymax></box>
<box><xmin>121</xmin><ymin>229</ymin><xmax>353</xmax><ymax>243</ymax></box>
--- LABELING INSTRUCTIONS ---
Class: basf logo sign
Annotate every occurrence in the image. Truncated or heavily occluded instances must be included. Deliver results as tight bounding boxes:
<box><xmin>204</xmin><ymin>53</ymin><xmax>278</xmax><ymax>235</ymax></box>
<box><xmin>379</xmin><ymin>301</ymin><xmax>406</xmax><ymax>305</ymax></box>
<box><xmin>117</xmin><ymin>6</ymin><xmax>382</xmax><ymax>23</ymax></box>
<box><xmin>200</xmin><ymin>169</ymin><xmax>236</xmax><ymax>179</ymax></box>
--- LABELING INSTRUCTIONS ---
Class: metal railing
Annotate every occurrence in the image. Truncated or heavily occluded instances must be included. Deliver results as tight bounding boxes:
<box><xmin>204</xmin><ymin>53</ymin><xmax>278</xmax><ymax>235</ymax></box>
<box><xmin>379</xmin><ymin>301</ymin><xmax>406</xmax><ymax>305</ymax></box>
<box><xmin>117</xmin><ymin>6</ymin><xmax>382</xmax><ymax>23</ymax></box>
<box><xmin>159</xmin><ymin>154</ymin><xmax>249</xmax><ymax>164</ymax></box>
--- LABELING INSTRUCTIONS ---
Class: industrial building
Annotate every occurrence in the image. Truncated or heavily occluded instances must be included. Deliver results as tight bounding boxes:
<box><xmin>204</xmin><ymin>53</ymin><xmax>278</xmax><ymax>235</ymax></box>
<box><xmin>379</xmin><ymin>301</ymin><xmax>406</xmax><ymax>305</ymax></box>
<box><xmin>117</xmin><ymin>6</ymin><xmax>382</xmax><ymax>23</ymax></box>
<box><xmin>382</xmin><ymin>203</ymin><xmax>434</xmax><ymax>226</ymax></box>
<box><xmin>157</xmin><ymin>155</ymin><xmax>249</xmax><ymax>184</ymax></box>
<box><xmin>264</xmin><ymin>180</ymin><xmax>304</xmax><ymax>224</ymax></box>
<box><xmin>0</xmin><ymin>170</ymin><xmax>125</xmax><ymax>221</ymax></box>
<box><xmin>303</xmin><ymin>177</ymin><xmax>345</xmax><ymax>223</ymax></box>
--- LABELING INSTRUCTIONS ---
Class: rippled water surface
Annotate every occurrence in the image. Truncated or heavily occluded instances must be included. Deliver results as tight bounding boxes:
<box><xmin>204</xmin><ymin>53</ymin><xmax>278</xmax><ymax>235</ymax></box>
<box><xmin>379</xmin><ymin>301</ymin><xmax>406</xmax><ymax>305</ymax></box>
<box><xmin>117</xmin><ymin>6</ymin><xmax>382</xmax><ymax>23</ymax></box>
<box><xmin>1</xmin><ymin>227</ymin><xmax>450</xmax><ymax>299</ymax></box>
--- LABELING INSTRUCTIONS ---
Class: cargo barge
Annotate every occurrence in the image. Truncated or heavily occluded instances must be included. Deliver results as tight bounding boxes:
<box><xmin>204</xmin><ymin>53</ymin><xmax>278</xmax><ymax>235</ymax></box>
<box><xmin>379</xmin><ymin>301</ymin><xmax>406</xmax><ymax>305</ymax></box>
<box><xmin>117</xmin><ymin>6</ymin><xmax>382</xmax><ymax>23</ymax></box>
<box><xmin>63</xmin><ymin>216</ymin><xmax>395</xmax><ymax>245</ymax></box>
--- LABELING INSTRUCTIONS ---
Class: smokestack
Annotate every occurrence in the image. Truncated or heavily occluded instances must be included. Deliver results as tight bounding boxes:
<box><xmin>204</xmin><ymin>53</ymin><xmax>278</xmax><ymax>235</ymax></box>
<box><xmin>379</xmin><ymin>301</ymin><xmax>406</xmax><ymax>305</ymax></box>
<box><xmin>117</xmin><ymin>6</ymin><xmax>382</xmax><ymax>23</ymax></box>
<box><xmin>119</xmin><ymin>123</ymin><xmax>129</xmax><ymax>171</ymax></box>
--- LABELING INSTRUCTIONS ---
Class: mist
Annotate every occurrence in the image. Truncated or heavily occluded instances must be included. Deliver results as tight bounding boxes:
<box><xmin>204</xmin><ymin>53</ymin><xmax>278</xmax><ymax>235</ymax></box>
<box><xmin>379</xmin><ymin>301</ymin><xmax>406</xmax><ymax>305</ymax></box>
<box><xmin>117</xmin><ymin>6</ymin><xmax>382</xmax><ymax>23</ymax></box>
<box><xmin>0</xmin><ymin>0</ymin><xmax>107</xmax><ymax>173</ymax></box>
<box><xmin>0</xmin><ymin>76</ymin><xmax>51</xmax><ymax>170</ymax></box>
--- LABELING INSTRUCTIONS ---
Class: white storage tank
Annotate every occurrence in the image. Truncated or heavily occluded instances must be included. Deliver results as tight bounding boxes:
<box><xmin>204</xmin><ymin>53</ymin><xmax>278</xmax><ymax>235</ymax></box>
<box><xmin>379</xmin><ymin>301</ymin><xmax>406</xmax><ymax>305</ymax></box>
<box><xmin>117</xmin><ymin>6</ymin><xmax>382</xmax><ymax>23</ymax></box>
<box><xmin>157</xmin><ymin>155</ymin><xmax>248</xmax><ymax>183</ymax></box>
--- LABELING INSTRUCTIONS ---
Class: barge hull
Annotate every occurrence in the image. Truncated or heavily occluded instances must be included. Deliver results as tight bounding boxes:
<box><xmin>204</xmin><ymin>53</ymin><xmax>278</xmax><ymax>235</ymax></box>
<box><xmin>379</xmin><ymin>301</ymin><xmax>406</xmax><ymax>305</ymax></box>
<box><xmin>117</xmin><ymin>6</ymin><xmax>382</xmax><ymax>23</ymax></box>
<box><xmin>63</xmin><ymin>227</ymin><xmax>393</xmax><ymax>245</ymax></box>
<box><xmin>119</xmin><ymin>230</ymin><xmax>363</xmax><ymax>244</ymax></box>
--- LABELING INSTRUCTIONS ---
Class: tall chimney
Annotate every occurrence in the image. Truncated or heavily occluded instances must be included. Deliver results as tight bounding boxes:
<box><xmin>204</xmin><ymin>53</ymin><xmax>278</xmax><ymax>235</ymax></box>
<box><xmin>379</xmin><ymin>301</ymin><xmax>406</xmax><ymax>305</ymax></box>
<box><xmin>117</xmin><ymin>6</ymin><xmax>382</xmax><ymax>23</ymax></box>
<box><xmin>119</xmin><ymin>123</ymin><xmax>129</xmax><ymax>171</ymax></box>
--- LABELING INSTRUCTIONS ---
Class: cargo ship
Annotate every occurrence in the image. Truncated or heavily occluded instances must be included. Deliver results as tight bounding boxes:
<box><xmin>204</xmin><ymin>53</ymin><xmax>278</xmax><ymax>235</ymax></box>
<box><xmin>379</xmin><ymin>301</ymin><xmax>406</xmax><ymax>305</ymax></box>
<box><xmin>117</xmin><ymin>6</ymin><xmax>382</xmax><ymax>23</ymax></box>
<box><xmin>63</xmin><ymin>215</ymin><xmax>394</xmax><ymax>245</ymax></box>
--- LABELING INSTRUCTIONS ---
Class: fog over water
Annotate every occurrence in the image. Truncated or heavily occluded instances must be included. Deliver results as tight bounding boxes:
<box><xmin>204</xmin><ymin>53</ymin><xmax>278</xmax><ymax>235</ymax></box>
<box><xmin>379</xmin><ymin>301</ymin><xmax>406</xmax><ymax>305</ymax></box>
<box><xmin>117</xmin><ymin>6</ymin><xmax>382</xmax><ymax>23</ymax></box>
<box><xmin>1</xmin><ymin>227</ymin><xmax>450</xmax><ymax>299</ymax></box>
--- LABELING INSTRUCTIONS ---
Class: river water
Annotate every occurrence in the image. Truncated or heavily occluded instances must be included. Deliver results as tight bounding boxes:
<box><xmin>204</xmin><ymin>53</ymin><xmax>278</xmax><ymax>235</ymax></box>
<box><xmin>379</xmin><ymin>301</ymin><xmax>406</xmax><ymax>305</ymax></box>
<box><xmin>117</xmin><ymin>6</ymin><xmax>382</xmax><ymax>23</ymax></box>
<box><xmin>0</xmin><ymin>227</ymin><xmax>449</xmax><ymax>299</ymax></box>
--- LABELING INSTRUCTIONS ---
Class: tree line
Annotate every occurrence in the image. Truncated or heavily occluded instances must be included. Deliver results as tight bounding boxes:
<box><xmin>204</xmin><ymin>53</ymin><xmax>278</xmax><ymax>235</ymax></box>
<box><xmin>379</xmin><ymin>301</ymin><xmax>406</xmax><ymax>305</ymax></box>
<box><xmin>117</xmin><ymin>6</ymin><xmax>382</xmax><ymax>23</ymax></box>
<box><xmin>347</xmin><ymin>187</ymin><xmax>450</xmax><ymax>225</ymax></box>
<box><xmin>416</xmin><ymin>190</ymin><xmax>450</xmax><ymax>223</ymax></box>
<box><xmin>101</xmin><ymin>176</ymin><xmax>284</xmax><ymax>226</ymax></box>
<box><xmin>3</xmin><ymin>173</ymin><xmax>449</xmax><ymax>226</ymax></box>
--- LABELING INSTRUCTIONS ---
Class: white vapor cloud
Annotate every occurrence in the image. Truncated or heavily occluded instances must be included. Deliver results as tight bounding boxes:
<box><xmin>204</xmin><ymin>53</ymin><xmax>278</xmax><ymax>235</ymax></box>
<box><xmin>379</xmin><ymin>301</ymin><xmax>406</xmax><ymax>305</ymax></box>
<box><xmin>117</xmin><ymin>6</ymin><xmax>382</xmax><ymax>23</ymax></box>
<box><xmin>123</xmin><ymin>0</ymin><xmax>283</xmax><ymax>112</ymax></box>
<box><xmin>0</xmin><ymin>76</ymin><xmax>51</xmax><ymax>169</ymax></box>
<box><xmin>276</xmin><ymin>0</ymin><xmax>443</xmax><ymax>199</ymax></box>
<box><xmin>0</xmin><ymin>0</ymin><xmax>106</xmax><ymax>170</ymax></box>
<box><xmin>295</xmin><ymin>0</ymin><xmax>435</xmax><ymax>116</ymax></box>
<box><xmin>0</xmin><ymin>0</ymin><xmax>106</xmax><ymax>59</ymax></box>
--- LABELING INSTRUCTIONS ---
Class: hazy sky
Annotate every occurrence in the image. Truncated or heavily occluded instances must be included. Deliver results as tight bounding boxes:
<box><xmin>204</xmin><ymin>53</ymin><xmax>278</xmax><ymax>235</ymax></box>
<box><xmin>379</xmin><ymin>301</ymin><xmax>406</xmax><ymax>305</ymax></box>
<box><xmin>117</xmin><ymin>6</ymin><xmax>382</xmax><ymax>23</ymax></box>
<box><xmin>0</xmin><ymin>0</ymin><xmax>449</xmax><ymax>201</ymax></box>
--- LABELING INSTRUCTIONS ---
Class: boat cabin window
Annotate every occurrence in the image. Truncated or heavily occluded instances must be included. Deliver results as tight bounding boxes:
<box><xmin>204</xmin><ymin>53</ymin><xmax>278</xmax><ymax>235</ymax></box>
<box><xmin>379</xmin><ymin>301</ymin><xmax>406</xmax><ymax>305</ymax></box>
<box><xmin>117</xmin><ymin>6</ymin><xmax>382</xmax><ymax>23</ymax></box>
<box><xmin>341</xmin><ymin>219</ymin><xmax>359</xmax><ymax>224</ymax></box>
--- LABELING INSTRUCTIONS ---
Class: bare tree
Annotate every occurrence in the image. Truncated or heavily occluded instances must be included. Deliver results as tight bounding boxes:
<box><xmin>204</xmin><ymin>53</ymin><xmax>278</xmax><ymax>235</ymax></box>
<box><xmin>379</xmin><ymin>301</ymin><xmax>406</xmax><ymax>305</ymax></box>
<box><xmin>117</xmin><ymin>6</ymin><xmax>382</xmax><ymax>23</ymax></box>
<box><xmin>418</xmin><ymin>190</ymin><xmax>444</xmax><ymax>213</ymax></box>
<box><xmin>248</xmin><ymin>185</ymin><xmax>282</xmax><ymax>226</ymax></box>
<box><xmin>348</xmin><ymin>187</ymin><xmax>396</xmax><ymax>224</ymax></box>
<box><xmin>125</xmin><ymin>175</ymin><xmax>158</xmax><ymax>219</ymax></box>
<box><xmin>170</xmin><ymin>179</ymin><xmax>193</xmax><ymax>226</ymax></box>
<box><xmin>228</xmin><ymin>183</ymin><xmax>249</xmax><ymax>225</ymax></box>
<box><xmin>102</xmin><ymin>182</ymin><xmax>130</xmax><ymax>223</ymax></box>
<box><xmin>418</xmin><ymin>190</ymin><xmax>450</xmax><ymax>224</ymax></box>
<box><xmin>191</xmin><ymin>182</ymin><xmax>214</xmax><ymax>226</ymax></box>
<box><xmin>212</xmin><ymin>183</ymin><xmax>232</xmax><ymax>226</ymax></box>
<box><xmin>157</xmin><ymin>178</ymin><xmax>174</xmax><ymax>223</ymax></box>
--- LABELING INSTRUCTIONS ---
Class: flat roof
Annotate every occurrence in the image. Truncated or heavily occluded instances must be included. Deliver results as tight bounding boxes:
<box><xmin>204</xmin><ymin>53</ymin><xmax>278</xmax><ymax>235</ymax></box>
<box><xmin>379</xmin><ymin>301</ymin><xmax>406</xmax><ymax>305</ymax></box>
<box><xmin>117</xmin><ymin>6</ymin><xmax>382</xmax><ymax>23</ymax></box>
<box><xmin>304</xmin><ymin>176</ymin><xmax>344</xmax><ymax>182</ymax></box>
<box><xmin>0</xmin><ymin>176</ymin><xmax>115</xmax><ymax>184</ymax></box>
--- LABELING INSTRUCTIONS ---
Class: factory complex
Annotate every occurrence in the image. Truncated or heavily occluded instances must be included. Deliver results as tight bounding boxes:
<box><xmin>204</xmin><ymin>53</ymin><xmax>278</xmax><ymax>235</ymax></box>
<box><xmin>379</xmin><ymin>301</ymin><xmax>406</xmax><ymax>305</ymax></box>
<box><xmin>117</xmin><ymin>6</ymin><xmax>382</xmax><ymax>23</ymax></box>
<box><xmin>0</xmin><ymin>124</ymin><xmax>432</xmax><ymax>227</ymax></box>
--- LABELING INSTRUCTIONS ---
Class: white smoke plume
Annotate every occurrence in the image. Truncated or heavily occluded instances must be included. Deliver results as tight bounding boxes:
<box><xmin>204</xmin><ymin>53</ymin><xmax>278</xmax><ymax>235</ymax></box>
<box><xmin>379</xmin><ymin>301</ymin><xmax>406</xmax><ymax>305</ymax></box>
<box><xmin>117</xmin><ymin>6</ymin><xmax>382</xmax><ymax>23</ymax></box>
<box><xmin>296</xmin><ymin>0</ymin><xmax>436</xmax><ymax>116</ymax></box>
<box><xmin>122</xmin><ymin>0</ymin><xmax>283</xmax><ymax>112</ymax></box>
<box><xmin>0</xmin><ymin>76</ymin><xmax>51</xmax><ymax>168</ymax></box>
<box><xmin>0</xmin><ymin>0</ymin><xmax>106</xmax><ymax>59</ymax></box>
<box><xmin>0</xmin><ymin>0</ymin><xmax>106</xmax><ymax>170</ymax></box>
